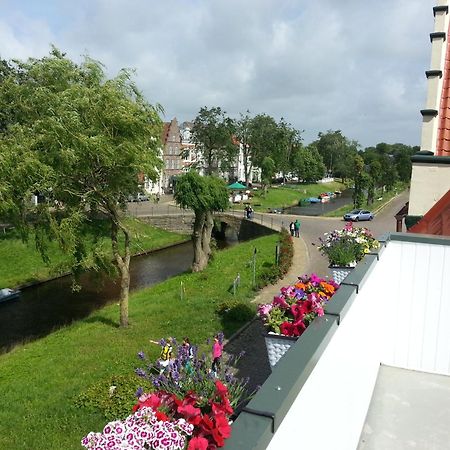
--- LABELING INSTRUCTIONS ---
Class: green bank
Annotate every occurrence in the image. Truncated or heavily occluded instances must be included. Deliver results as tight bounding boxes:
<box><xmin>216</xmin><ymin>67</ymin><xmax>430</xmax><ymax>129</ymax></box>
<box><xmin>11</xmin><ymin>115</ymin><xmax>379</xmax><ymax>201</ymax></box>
<box><xmin>0</xmin><ymin>233</ymin><xmax>280</xmax><ymax>450</ymax></box>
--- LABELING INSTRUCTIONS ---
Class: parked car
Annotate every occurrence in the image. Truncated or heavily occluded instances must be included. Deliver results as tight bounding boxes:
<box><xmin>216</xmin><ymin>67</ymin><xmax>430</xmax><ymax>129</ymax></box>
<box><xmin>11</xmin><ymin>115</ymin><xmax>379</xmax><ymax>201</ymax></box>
<box><xmin>128</xmin><ymin>193</ymin><xmax>149</xmax><ymax>202</ymax></box>
<box><xmin>343</xmin><ymin>209</ymin><xmax>374</xmax><ymax>221</ymax></box>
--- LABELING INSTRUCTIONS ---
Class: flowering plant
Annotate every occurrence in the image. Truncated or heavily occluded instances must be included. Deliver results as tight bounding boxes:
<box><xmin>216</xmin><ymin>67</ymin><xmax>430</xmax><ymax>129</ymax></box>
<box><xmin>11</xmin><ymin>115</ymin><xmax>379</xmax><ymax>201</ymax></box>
<box><xmin>317</xmin><ymin>222</ymin><xmax>379</xmax><ymax>267</ymax></box>
<box><xmin>82</xmin><ymin>334</ymin><xmax>253</xmax><ymax>449</ymax></box>
<box><xmin>258</xmin><ymin>274</ymin><xmax>339</xmax><ymax>337</ymax></box>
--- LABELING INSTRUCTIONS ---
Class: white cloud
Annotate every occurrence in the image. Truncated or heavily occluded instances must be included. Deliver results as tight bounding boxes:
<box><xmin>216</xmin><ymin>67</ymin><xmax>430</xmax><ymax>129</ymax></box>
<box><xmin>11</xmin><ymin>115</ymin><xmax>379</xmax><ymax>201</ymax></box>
<box><xmin>1</xmin><ymin>0</ymin><xmax>436</xmax><ymax>147</ymax></box>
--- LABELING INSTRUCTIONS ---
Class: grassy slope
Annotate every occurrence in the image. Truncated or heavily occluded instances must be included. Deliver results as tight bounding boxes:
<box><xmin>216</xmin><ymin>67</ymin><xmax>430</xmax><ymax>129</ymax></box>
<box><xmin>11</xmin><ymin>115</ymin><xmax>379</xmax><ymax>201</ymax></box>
<box><xmin>247</xmin><ymin>181</ymin><xmax>346</xmax><ymax>211</ymax></box>
<box><xmin>0</xmin><ymin>217</ymin><xmax>188</xmax><ymax>287</ymax></box>
<box><xmin>0</xmin><ymin>233</ymin><xmax>280</xmax><ymax>450</ymax></box>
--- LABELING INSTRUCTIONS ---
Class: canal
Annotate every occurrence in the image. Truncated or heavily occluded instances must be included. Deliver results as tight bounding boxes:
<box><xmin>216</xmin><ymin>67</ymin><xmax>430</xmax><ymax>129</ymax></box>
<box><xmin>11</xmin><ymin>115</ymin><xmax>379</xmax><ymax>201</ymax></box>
<box><xmin>283</xmin><ymin>189</ymin><xmax>353</xmax><ymax>216</ymax></box>
<box><xmin>0</xmin><ymin>223</ymin><xmax>271</xmax><ymax>354</ymax></box>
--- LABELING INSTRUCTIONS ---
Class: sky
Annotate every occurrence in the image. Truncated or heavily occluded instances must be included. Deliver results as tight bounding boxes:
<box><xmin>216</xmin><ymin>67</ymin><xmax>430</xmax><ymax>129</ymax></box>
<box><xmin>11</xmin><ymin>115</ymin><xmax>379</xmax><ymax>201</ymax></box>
<box><xmin>0</xmin><ymin>0</ymin><xmax>437</xmax><ymax>148</ymax></box>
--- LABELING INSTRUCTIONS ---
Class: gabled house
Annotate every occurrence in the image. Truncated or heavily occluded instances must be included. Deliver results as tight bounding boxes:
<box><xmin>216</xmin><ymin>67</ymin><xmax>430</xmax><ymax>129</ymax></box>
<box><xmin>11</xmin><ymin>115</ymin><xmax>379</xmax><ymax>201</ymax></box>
<box><xmin>161</xmin><ymin>118</ymin><xmax>184</xmax><ymax>192</ymax></box>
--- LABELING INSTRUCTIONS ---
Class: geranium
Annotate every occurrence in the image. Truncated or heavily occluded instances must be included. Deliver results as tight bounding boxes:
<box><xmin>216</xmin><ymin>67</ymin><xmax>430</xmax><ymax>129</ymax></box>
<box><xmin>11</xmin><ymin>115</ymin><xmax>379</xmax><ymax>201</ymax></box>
<box><xmin>316</xmin><ymin>222</ymin><xmax>379</xmax><ymax>267</ymax></box>
<box><xmin>258</xmin><ymin>274</ymin><xmax>339</xmax><ymax>337</ymax></box>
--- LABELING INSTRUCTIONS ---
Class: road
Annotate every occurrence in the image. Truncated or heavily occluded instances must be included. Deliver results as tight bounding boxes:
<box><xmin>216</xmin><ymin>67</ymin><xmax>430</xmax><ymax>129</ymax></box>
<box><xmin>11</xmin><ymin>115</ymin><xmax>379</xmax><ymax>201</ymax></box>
<box><xmin>128</xmin><ymin>190</ymin><xmax>410</xmax><ymax>277</ymax></box>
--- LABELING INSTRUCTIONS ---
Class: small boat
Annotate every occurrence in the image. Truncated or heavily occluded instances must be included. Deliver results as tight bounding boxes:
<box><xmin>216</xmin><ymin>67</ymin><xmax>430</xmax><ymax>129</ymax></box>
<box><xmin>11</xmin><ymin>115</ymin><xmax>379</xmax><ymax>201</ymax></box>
<box><xmin>308</xmin><ymin>197</ymin><xmax>321</xmax><ymax>203</ymax></box>
<box><xmin>334</xmin><ymin>190</ymin><xmax>342</xmax><ymax>195</ymax></box>
<box><xmin>318</xmin><ymin>193</ymin><xmax>330</xmax><ymax>202</ymax></box>
<box><xmin>0</xmin><ymin>288</ymin><xmax>20</xmax><ymax>304</ymax></box>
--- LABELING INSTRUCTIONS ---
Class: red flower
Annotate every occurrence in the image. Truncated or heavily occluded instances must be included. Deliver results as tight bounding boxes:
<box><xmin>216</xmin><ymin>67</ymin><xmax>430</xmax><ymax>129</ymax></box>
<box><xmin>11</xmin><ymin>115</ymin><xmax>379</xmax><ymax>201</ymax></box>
<box><xmin>155</xmin><ymin>410</ymin><xmax>169</xmax><ymax>421</ymax></box>
<box><xmin>188</xmin><ymin>436</ymin><xmax>209</xmax><ymax>450</ymax></box>
<box><xmin>211</xmin><ymin>414</ymin><xmax>231</xmax><ymax>447</ymax></box>
<box><xmin>215</xmin><ymin>380</ymin><xmax>228</xmax><ymax>397</ymax></box>
<box><xmin>280</xmin><ymin>321</ymin><xmax>296</xmax><ymax>336</ymax></box>
<box><xmin>211</xmin><ymin>397</ymin><xmax>233</xmax><ymax>416</ymax></box>
<box><xmin>178</xmin><ymin>403</ymin><xmax>202</xmax><ymax>419</ymax></box>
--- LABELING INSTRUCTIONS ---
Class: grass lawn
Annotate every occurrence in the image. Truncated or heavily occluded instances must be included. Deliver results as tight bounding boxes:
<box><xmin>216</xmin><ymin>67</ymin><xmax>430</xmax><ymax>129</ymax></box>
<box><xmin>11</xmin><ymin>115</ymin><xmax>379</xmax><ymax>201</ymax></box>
<box><xmin>245</xmin><ymin>181</ymin><xmax>346</xmax><ymax>212</ymax></box>
<box><xmin>0</xmin><ymin>217</ymin><xmax>189</xmax><ymax>288</ymax></box>
<box><xmin>0</xmin><ymin>233</ymin><xmax>281</xmax><ymax>450</ymax></box>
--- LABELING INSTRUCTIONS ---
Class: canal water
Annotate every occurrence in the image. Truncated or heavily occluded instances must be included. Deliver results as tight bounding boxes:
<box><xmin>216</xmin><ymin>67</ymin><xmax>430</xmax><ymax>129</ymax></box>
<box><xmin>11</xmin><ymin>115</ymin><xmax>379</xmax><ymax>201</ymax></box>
<box><xmin>0</xmin><ymin>223</ymin><xmax>271</xmax><ymax>354</ymax></box>
<box><xmin>283</xmin><ymin>189</ymin><xmax>353</xmax><ymax>216</ymax></box>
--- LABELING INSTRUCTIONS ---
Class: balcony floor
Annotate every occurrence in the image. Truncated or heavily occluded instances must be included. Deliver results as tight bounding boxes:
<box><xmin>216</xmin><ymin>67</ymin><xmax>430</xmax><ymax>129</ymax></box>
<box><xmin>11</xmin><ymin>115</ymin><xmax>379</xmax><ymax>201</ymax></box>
<box><xmin>358</xmin><ymin>365</ymin><xmax>450</xmax><ymax>449</ymax></box>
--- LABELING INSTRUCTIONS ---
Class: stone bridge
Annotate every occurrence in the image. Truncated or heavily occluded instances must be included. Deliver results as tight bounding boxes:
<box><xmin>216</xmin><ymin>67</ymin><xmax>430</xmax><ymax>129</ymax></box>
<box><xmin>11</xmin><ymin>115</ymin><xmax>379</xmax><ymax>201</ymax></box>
<box><xmin>138</xmin><ymin>211</ymin><xmax>278</xmax><ymax>240</ymax></box>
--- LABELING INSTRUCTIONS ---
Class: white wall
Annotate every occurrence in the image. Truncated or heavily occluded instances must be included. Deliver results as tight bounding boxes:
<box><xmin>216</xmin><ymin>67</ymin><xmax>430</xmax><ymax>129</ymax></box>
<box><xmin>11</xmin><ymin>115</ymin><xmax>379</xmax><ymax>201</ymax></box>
<box><xmin>267</xmin><ymin>239</ymin><xmax>450</xmax><ymax>450</ymax></box>
<box><xmin>409</xmin><ymin>163</ymin><xmax>450</xmax><ymax>216</ymax></box>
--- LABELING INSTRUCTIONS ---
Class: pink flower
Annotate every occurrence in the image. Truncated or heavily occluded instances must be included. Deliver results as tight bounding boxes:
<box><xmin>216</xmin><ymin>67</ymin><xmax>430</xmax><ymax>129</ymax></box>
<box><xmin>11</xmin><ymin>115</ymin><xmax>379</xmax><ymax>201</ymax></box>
<box><xmin>272</xmin><ymin>295</ymin><xmax>289</xmax><ymax>309</ymax></box>
<box><xmin>188</xmin><ymin>436</ymin><xmax>209</xmax><ymax>450</ymax></box>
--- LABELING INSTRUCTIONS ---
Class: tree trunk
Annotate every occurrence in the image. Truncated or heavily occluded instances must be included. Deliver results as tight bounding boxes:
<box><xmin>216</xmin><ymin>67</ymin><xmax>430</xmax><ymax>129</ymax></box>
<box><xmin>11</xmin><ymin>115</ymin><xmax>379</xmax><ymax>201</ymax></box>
<box><xmin>110</xmin><ymin>214</ymin><xmax>131</xmax><ymax>327</ymax></box>
<box><xmin>192</xmin><ymin>211</ymin><xmax>207</xmax><ymax>272</ymax></box>
<box><xmin>191</xmin><ymin>210</ymin><xmax>214</xmax><ymax>272</ymax></box>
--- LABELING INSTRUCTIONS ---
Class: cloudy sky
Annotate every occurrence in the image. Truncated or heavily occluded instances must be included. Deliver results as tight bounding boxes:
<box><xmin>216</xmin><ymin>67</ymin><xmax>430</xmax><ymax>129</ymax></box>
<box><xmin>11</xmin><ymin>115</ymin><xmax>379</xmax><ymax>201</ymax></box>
<box><xmin>0</xmin><ymin>0</ymin><xmax>436</xmax><ymax>148</ymax></box>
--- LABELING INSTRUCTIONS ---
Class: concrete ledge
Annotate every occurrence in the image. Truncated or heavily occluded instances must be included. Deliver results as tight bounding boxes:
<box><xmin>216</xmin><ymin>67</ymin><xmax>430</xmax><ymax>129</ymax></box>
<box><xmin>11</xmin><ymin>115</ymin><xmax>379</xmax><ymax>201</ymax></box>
<box><xmin>224</xmin><ymin>315</ymin><xmax>338</xmax><ymax>449</ymax></box>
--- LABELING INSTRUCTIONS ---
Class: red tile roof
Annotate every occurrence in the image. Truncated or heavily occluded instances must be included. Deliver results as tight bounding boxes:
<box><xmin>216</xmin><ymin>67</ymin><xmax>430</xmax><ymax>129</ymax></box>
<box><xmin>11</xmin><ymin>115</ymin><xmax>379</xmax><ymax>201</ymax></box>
<box><xmin>409</xmin><ymin>189</ymin><xmax>450</xmax><ymax>235</ymax></box>
<box><xmin>436</xmin><ymin>22</ymin><xmax>450</xmax><ymax>156</ymax></box>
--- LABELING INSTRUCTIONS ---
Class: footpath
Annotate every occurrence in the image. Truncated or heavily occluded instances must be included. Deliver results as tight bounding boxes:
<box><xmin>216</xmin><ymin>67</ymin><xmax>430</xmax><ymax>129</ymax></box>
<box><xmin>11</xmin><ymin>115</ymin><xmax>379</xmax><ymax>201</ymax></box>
<box><xmin>223</xmin><ymin>219</ymin><xmax>310</xmax><ymax>392</ymax></box>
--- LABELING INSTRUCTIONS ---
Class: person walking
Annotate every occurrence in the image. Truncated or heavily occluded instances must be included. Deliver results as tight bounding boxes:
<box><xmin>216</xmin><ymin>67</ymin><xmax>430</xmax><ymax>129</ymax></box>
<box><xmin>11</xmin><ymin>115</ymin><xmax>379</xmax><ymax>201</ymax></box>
<box><xmin>289</xmin><ymin>221</ymin><xmax>295</xmax><ymax>237</ymax></box>
<box><xmin>182</xmin><ymin>337</ymin><xmax>194</xmax><ymax>375</ymax></box>
<box><xmin>294</xmin><ymin>219</ymin><xmax>301</xmax><ymax>238</ymax></box>
<box><xmin>211</xmin><ymin>334</ymin><xmax>223</xmax><ymax>377</ymax></box>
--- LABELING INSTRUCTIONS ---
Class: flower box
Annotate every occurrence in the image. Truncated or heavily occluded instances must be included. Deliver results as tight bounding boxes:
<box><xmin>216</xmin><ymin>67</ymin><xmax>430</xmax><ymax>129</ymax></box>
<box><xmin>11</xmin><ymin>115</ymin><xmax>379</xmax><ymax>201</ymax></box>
<box><xmin>258</xmin><ymin>274</ymin><xmax>339</xmax><ymax>369</ymax></box>
<box><xmin>329</xmin><ymin>265</ymin><xmax>355</xmax><ymax>284</ymax></box>
<box><xmin>264</xmin><ymin>331</ymin><xmax>298</xmax><ymax>368</ymax></box>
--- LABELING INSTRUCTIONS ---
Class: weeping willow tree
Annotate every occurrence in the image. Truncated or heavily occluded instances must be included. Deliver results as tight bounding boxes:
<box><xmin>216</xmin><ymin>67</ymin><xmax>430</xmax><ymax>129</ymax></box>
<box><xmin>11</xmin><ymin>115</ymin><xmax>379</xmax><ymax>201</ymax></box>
<box><xmin>174</xmin><ymin>171</ymin><xmax>229</xmax><ymax>272</ymax></box>
<box><xmin>0</xmin><ymin>48</ymin><xmax>163</xmax><ymax>327</ymax></box>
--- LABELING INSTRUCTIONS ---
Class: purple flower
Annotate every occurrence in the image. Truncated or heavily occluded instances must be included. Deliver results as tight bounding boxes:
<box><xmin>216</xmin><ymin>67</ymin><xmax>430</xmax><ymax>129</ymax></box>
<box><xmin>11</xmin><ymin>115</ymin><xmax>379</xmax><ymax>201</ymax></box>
<box><xmin>137</xmin><ymin>351</ymin><xmax>145</xmax><ymax>360</ymax></box>
<box><xmin>135</xmin><ymin>368</ymin><xmax>146</xmax><ymax>378</ymax></box>
<box><xmin>135</xmin><ymin>387</ymin><xmax>144</xmax><ymax>398</ymax></box>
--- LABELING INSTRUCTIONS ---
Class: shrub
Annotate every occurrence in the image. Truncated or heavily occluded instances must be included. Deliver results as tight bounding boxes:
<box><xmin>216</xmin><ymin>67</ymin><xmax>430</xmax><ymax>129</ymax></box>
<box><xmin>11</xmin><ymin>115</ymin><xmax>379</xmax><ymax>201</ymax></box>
<box><xmin>216</xmin><ymin>299</ymin><xmax>255</xmax><ymax>323</ymax></box>
<box><xmin>75</xmin><ymin>374</ymin><xmax>147</xmax><ymax>421</ymax></box>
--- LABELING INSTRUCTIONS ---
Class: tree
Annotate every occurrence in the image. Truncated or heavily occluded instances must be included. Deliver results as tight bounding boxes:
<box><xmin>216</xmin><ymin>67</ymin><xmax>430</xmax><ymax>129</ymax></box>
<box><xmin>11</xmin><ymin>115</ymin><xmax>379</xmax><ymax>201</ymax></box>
<box><xmin>0</xmin><ymin>48</ymin><xmax>163</xmax><ymax>327</ymax></box>
<box><xmin>291</xmin><ymin>144</ymin><xmax>326</xmax><ymax>183</ymax></box>
<box><xmin>174</xmin><ymin>171</ymin><xmax>229</xmax><ymax>272</ymax></box>
<box><xmin>314</xmin><ymin>130</ymin><xmax>358</xmax><ymax>180</ymax></box>
<box><xmin>247</xmin><ymin>114</ymin><xmax>280</xmax><ymax>170</ymax></box>
<box><xmin>273</xmin><ymin>118</ymin><xmax>302</xmax><ymax>179</ymax></box>
<box><xmin>190</xmin><ymin>107</ymin><xmax>237</xmax><ymax>176</ymax></box>
<box><xmin>260</xmin><ymin>156</ymin><xmax>276</xmax><ymax>196</ymax></box>
<box><xmin>233</xmin><ymin>111</ymin><xmax>252</xmax><ymax>185</ymax></box>
<box><xmin>352</xmin><ymin>155</ymin><xmax>365</xmax><ymax>208</ymax></box>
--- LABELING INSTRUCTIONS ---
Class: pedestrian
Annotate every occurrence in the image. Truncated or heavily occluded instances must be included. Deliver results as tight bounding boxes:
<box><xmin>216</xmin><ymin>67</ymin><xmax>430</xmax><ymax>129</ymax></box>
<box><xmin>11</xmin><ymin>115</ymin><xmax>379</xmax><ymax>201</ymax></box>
<box><xmin>156</xmin><ymin>192</ymin><xmax>160</xmax><ymax>203</ymax></box>
<box><xmin>150</xmin><ymin>337</ymin><xmax>174</xmax><ymax>374</ymax></box>
<box><xmin>211</xmin><ymin>334</ymin><xmax>223</xmax><ymax>376</ymax></box>
<box><xmin>248</xmin><ymin>206</ymin><xmax>253</xmax><ymax>219</ymax></box>
<box><xmin>182</xmin><ymin>336</ymin><xmax>194</xmax><ymax>375</ymax></box>
<box><xmin>294</xmin><ymin>219</ymin><xmax>301</xmax><ymax>238</ymax></box>
<box><xmin>289</xmin><ymin>221</ymin><xmax>295</xmax><ymax>237</ymax></box>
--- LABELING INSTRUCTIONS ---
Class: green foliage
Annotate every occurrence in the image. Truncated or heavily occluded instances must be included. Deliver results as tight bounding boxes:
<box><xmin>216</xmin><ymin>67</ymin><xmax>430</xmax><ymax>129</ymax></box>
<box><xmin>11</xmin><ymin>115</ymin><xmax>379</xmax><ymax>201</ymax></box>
<box><xmin>291</xmin><ymin>144</ymin><xmax>326</xmax><ymax>183</ymax></box>
<box><xmin>0</xmin><ymin>48</ymin><xmax>164</xmax><ymax>325</ymax></box>
<box><xmin>323</xmin><ymin>240</ymin><xmax>361</xmax><ymax>267</ymax></box>
<box><xmin>75</xmin><ymin>374</ymin><xmax>147</xmax><ymax>421</ymax></box>
<box><xmin>313</xmin><ymin>130</ymin><xmax>359</xmax><ymax>179</ymax></box>
<box><xmin>190</xmin><ymin>106</ymin><xmax>237</xmax><ymax>175</ymax></box>
<box><xmin>255</xmin><ymin>227</ymin><xmax>293</xmax><ymax>287</ymax></box>
<box><xmin>174</xmin><ymin>171</ymin><xmax>229</xmax><ymax>212</ymax></box>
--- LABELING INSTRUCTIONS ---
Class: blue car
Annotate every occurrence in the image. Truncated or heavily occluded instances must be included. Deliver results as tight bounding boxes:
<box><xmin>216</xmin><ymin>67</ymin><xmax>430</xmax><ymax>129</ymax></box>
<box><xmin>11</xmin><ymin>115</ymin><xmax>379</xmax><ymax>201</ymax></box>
<box><xmin>343</xmin><ymin>209</ymin><xmax>374</xmax><ymax>221</ymax></box>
